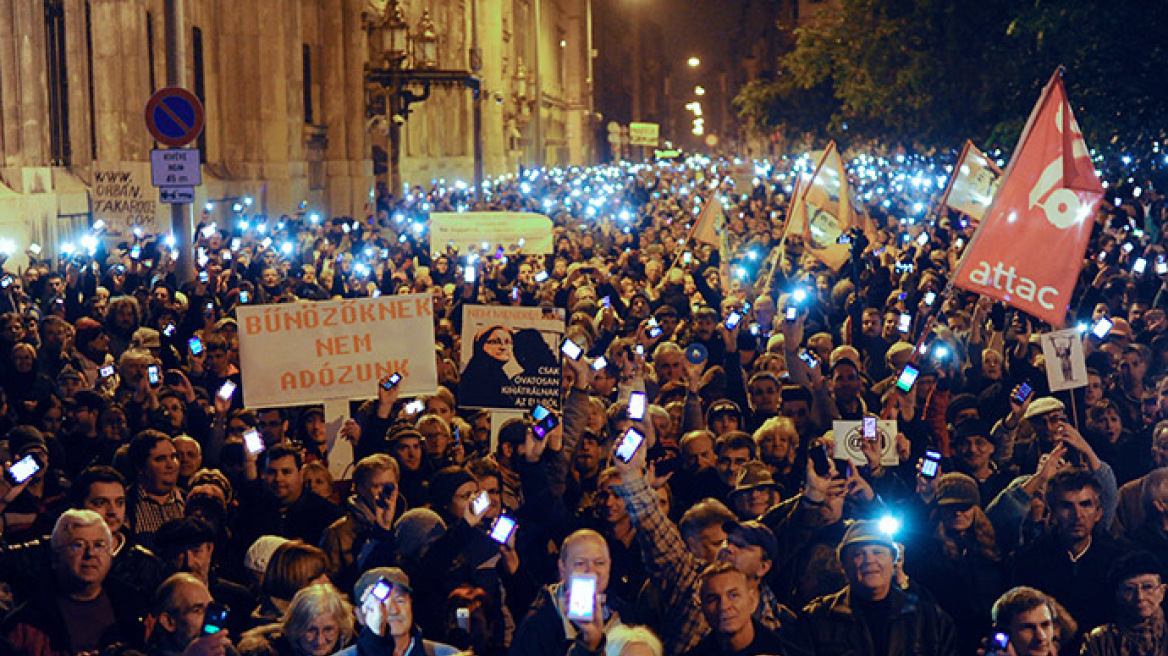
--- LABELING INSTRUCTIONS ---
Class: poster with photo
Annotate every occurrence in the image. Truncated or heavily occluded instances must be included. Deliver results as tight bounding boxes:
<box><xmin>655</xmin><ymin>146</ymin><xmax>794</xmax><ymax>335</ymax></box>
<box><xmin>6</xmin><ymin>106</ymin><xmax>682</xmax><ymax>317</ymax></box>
<box><xmin>1040</xmin><ymin>328</ymin><xmax>1088</xmax><ymax>392</ymax></box>
<box><xmin>460</xmin><ymin>305</ymin><xmax>566</xmax><ymax>411</ymax></box>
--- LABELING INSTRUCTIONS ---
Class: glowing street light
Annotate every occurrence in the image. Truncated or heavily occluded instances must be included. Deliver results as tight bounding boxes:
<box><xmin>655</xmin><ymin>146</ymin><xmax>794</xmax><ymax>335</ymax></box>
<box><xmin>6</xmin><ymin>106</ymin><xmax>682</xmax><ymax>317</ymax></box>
<box><xmin>694</xmin><ymin>86</ymin><xmax>706</xmax><ymax>96</ymax></box>
<box><xmin>687</xmin><ymin>57</ymin><xmax>700</xmax><ymax>68</ymax></box>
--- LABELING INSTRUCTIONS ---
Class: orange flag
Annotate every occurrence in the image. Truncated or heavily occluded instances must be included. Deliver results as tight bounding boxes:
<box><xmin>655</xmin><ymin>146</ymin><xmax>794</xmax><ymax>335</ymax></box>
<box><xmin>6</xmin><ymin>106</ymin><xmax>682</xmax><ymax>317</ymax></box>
<box><xmin>953</xmin><ymin>70</ymin><xmax>1103</xmax><ymax>327</ymax></box>
<box><xmin>940</xmin><ymin>140</ymin><xmax>1002</xmax><ymax>223</ymax></box>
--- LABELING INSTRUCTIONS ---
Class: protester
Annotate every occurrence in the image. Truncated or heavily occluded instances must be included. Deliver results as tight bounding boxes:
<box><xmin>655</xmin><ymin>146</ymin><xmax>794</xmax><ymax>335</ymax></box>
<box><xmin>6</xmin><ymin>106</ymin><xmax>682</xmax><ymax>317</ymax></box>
<box><xmin>337</xmin><ymin>567</ymin><xmax>458</xmax><ymax>656</ymax></box>
<box><xmin>0</xmin><ymin>146</ymin><xmax>1166</xmax><ymax>656</ymax></box>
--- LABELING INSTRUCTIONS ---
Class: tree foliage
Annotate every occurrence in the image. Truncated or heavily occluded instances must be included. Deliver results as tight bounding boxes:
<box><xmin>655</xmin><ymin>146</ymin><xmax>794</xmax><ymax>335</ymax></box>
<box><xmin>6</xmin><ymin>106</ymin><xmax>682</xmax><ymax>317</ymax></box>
<box><xmin>734</xmin><ymin>0</ymin><xmax>1168</xmax><ymax>152</ymax></box>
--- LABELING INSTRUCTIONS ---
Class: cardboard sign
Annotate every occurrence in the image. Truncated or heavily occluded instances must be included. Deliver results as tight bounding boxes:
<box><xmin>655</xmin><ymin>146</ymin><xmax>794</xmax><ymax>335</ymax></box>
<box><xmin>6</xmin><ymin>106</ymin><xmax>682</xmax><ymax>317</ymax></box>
<box><xmin>237</xmin><ymin>295</ymin><xmax>438</xmax><ymax>407</ymax></box>
<box><xmin>430</xmin><ymin>212</ymin><xmax>554</xmax><ymax>255</ymax></box>
<box><xmin>91</xmin><ymin>162</ymin><xmax>165</xmax><ymax>235</ymax></box>
<box><xmin>629</xmin><ymin>122</ymin><xmax>660</xmax><ymax>147</ymax></box>
<box><xmin>459</xmin><ymin>305</ymin><xmax>566</xmax><ymax>411</ymax></box>
<box><xmin>832</xmin><ymin>419</ymin><xmax>899</xmax><ymax>466</ymax></box>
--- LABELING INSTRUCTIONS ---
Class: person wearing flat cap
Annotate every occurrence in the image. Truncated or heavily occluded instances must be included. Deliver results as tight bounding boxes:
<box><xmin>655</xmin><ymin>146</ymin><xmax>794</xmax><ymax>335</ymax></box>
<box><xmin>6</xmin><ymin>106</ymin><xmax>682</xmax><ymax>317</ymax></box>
<box><xmin>802</xmin><ymin>519</ymin><xmax>958</xmax><ymax>656</ymax></box>
<box><xmin>336</xmin><ymin>567</ymin><xmax>457</xmax><ymax>656</ymax></box>
<box><xmin>983</xmin><ymin>395</ymin><xmax>1119</xmax><ymax>558</ymax></box>
<box><xmin>1081</xmin><ymin>551</ymin><xmax>1168</xmax><ymax>656</ymax></box>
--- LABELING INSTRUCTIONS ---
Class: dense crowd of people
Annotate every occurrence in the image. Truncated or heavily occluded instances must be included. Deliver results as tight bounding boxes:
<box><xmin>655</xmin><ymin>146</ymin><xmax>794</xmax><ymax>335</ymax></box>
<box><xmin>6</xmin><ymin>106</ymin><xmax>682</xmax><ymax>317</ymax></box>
<box><xmin>0</xmin><ymin>148</ymin><xmax>1167</xmax><ymax>656</ymax></box>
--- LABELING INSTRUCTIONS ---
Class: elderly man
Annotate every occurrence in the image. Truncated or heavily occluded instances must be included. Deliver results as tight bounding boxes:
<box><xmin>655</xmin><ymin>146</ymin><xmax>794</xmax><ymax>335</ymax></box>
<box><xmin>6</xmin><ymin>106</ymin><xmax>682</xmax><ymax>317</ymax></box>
<box><xmin>510</xmin><ymin>529</ymin><xmax>625</xmax><ymax>656</ymax></box>
<box><xmin>148</xmin><ymin>572</ymin><xmax>233</xmax><ymax>656</ymax></box>
<box><xmin>336</xmin><ymin>567</ymin><xmax>457</xmax><ymax>656</ymax></box>
<box><xmin>1081</xmin><ymin>551</ymin><xmax>1168</xmax><ymax>656</ymax></box>
<box><xmin>1115</xmin><ymin>421</ymin><xmax>1168</xmax><ymax>535</ymax></box>
<box><xmin>2</xmin><ymin>509</ymin><xmax>143</xmax><ymax>653</ymax></box>
<box><xmin>802</xmin><ymin>520</ymin><xmax>957</xmax><ymax>656</ymax></box>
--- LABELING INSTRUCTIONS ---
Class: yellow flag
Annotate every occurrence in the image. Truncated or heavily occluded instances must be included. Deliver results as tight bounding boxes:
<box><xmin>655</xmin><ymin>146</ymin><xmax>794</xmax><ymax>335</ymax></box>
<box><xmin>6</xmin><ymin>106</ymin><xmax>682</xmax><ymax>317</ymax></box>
<box><xmin>941</xmin><ymin>140</ymin><xmax>1002</xmax><ymax>223</ymax></box>
<box><xmin>796</xmin><ymin>142</ymin><xmax>856</xmax><ymax>270</ymax></box>
<box><xmin>690</xmin><ymin>194</ymin><xmax>724</xmax><ymax>246</ymax></box>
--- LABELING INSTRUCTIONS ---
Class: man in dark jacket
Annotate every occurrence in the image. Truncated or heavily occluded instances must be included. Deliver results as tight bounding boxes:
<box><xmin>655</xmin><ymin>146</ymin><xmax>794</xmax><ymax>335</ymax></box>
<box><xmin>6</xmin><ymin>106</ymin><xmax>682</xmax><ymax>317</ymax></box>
<box><xmin>335</xmin><ymin>567</ymin><xmax>457</xmax><ymax>656</ymax></box>
<box><xmin>684</xmin><ymin>562</ymin><xmax>809</xmax><ymax>656</ymax></box>
<box><xmin>802</xmin><ymin>520</ymin><xmax>958</xmax><ymax>656</ymax></box>
<box><xmin>1081</xmin><ymin>551</ymin><xmax>1168</xmax><ymax>656</ymax></box>
<box><xmin>2</xmin><ymin>509</ymin><xmax>145</xmax><ymax>654</ymax></box>
<box><xmin>232</xmin><ymin>445</ymin><xmax>343</xmax><ymax>552</ymax></box>
<box><xmin>509</xmin><ymin>529</ymin><xmax>626</xmax><ymax>656</ymax></box>
<box><xmin>1010</xmin><ymin>468</ymin><xmax>1129</xmax><ymax>639</ymax></box>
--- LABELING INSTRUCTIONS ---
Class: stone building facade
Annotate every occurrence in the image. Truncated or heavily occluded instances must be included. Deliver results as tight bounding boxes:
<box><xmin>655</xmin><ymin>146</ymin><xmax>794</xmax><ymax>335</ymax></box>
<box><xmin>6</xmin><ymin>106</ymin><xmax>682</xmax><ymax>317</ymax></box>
<box><xmin>0</xmin><ymin>0</ymin><xmax>595</xmax><ymax>261</ymax></box>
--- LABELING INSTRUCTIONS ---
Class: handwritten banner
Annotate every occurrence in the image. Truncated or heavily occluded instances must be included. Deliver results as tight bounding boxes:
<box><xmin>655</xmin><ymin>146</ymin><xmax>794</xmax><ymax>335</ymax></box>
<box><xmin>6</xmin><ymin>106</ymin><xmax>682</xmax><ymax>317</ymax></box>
<box><xmin>91</xmin><ymin>161</ymin><xmax>164</xmax><ymax>235</ymax></box>
<box><xmin>430</xmin><ymin>212</ymin><xmax>554</xmax><ymax>254</ymax></box>
<box><xmin>237</xmin><ymin>295</ymin><xmax>438</xmax><ymax>407</ymax></box>
<box><xmin>459</xmin><ymin>305</ymin><xmax>566</xmax><ymax>411</ymax></box>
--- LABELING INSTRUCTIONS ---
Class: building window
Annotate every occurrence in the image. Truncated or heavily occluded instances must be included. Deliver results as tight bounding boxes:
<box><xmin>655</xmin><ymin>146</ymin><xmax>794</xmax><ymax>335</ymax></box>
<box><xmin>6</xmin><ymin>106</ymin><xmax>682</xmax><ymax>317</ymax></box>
<box><xmin>193</xmin><ymin>26</ymin><xmax>206</xmax><ymax>161</ymax></box>
<box><xmin>303</xmin><ymin>44</ymin><xmax>313</xmax><ymax>124</ymax></box>
<box><xmin>45</xmin><ymin>0</ymin><xmax>70</xmax><ymax>166</ymax></box>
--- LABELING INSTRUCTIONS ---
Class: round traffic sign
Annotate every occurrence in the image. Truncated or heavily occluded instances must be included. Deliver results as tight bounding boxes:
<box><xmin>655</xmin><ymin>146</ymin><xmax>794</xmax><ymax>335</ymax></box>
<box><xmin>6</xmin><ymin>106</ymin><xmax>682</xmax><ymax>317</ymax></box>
<box><xmin>145</xmin><ymin>88</ymin><xmax>205</xmax><ymax>148</ymax></box>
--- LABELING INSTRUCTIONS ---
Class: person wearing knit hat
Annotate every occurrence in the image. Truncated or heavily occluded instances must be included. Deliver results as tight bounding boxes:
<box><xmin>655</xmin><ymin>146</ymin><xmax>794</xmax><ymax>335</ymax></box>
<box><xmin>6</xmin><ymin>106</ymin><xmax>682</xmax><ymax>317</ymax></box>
<box><xmin>73</xmin><ymin>317</ymin><xmax>113</xmax><ymax>386</ymax></box>
<box><xmin>934</xmin><ymin>472</ymin><xmax>981</xmax><ymax>508</ymax></box>
<box><xmin>55</xmin><ymin>365</ymin><xmax>87</xmax><ymax>401</ymax></box>
<box><xmin>805</xmin><ymin>519</ymin><xmax>957</xmax><ymax>656</ymax></box>
<box><xmin>245</xmin><ymin>535</ymin><xmax>290</xmax><ymax>586</ymax></box>
<box><xmin>390</xmin><ymin>508</ymin><xmax>445</xmax><ymax>562</ymax></box>
<box><xmin>1081</xmin><ymin>551</ymin><xmax>1168</xmax><ymax>656</ymax></box>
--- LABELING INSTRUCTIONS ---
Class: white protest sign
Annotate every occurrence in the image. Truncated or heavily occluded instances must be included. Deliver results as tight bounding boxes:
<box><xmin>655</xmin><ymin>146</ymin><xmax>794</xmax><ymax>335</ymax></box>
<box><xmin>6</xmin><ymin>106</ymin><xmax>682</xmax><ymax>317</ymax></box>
<box><xmin>237</xmin><ymin>295</ymin><xmax>438</xmax><ymax>408</ymax></box>
<box><xmin>430</xmin><ymin>212</ymin><xmax>554</xmax><ymax>254</ymax></box>
<box><xmin>459</xmin><ymin>305</ymin><xmax>566</xmax><ymax>411</ymax></box>
<box><xmin>91</xmin><ymin>161</ymin><xmax>165</xmax><ymax>235</ymax></box>
<box><xmin>629</xmin><ymin>122</ymin><xmax>660</xmax><ymax>147</ymax></box>
<box><xmin>1040</xmin><ymin>328</ymin><xmax>1088</xmax><ymax>392</ymax></box>
<box><xmin>832</xmin><ymin>419</ymin><xmax>899</xmax><ymax>466</ymax></box>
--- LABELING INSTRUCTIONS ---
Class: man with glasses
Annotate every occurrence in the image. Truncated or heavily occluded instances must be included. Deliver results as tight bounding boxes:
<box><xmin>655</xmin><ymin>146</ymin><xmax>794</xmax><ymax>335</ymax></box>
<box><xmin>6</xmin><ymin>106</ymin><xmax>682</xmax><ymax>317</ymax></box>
<box><xmin>1081</xmin><ymin>551</ymin><xmax>1168</xmax><ymax>656</ymax></box>
<box><xmin>256</xmin><ymin>408</ymin><xmax>290</xmax><ymax>449</ymax></box>
<box><xmin>2</xmin><ymin>509</ymin><xmax>143</xmax><ymax>653</ymax></box>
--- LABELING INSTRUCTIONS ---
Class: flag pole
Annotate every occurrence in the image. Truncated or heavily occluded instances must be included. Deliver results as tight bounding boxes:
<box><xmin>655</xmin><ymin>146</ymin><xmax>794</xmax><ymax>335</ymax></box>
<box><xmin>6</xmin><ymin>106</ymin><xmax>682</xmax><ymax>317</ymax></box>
<box><xmin>911</xmin><ymin>70</ymin><xmax>1067</xmax><ymax>359</ymax></box>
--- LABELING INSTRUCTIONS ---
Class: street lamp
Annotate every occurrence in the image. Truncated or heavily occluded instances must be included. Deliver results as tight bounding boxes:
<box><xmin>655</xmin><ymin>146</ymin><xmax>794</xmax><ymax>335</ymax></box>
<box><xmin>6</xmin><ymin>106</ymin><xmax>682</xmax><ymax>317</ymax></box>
<box><xmin>365</xmin><ymin>4</ymin><xmax>482</xmax><ymax>197</ymax></box>
<box><xmin>382</xmin><ymin>1</ymin><xmax>409</xmax><ymax>67</ymax></box>
<box><xmin>687</xmin><ymin>57</ymin><xmax>700</xmax><ymax>68</ymax></box>
<box><xmin>413</xmin><ymin>10</ymin><xmax>438</xmax><ymax>70</ymax></box>
<box><xmin>694</xmin><ymin>86</ymin><xmax>706</xmax><ymax>96</ymax></box>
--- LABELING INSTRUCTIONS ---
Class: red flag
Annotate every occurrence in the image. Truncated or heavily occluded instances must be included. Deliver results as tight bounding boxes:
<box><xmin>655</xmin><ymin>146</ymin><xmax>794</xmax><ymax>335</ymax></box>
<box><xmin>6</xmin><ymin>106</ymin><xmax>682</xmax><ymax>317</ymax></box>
<box><xmin>953</xmin><ymin>71</ymin><xmax>1103</xmax><ymax>327</ymax></box>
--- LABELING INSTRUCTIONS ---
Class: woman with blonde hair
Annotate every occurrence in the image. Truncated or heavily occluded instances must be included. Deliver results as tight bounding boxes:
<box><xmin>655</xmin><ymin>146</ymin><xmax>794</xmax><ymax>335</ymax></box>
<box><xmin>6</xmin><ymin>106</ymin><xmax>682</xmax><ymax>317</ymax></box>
<box><xmin>239</xmin><ymin>582</ymin><xmax>356</xmax><ymax>656</ymax></box>
<box><xmin>604</xmin><ymin>625</ymin><xmax>663</xmax><ymax>656</ymax></box>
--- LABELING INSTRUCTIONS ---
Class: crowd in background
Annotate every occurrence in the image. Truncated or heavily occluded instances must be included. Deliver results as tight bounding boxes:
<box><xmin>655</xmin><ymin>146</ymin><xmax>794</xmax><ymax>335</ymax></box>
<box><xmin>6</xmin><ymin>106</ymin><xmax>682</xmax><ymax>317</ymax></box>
<box><xmin>0</xmin><ymin>148</ymin><xmax>1167</xmax><ymax>656</ymax></box>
